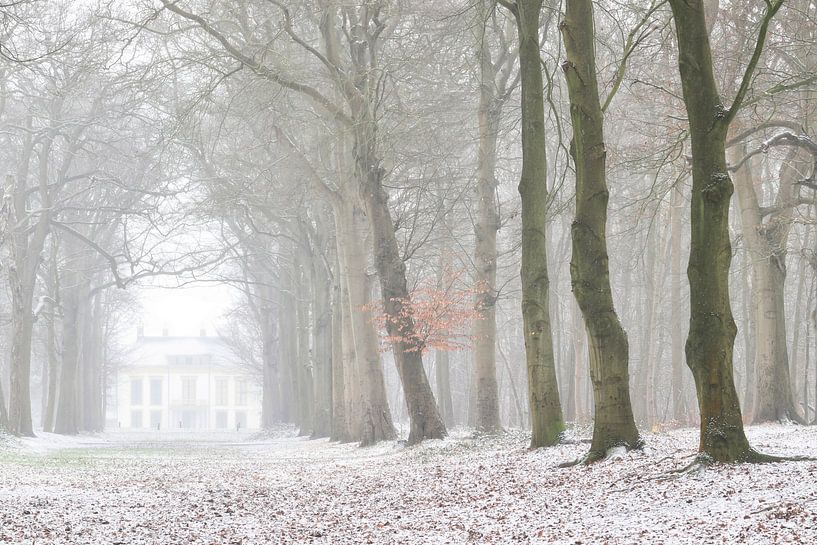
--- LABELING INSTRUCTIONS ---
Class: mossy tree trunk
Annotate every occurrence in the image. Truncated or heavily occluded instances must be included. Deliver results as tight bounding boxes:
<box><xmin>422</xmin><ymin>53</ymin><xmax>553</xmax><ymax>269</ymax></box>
<box><xmin>507</xmin><ymin>0</ymin><xmax>565</xmax><ymax>447</ymax></box>
<box><xmin>668</xmin><ymin>0</ymin><xmax>783</xmax><ymax>462</ymax></box>
<box><xmin>561</xmin><ymin>0</ymin><xmax>641</xmax><ymax>459</ymax></box>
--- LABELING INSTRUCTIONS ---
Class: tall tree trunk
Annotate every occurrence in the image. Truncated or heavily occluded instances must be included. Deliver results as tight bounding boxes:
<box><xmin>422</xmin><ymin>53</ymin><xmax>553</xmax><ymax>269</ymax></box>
<box><xmin>736</xmin><ymin>145</ymin><xmax>805</xmax><ymax>423</ymax></box>
<box><xmin>330</xmin><ymin>276</ymin><xmax>351</xmax><ymax>441</ymax></box>
<box><xmin>434</xmin><ymin>252</ymin><xmax>455</xmax><ymax>428</ymax></box>
<box><xmin>0</xmin><ymin>379</ymin><xmax>8</xmax><ymax>432</ymax></box>
<box><xmin>739</xmin><ymin>243</ymin><xmax>756</xmax><ymax>413</ymax></box>
<box><xmin>472</xmin><ymin>23</ymin><xmax>504</xmax><ymax>433</ymax></box>
<box><xmin>7</xmin><ymin>145</ymin><xmax>51</xmax><ymax>437</ymax></box>
<box><xmin>637</xmin><ymin>225</ymin><xmax>658</xmax><ymax>427</ymax></box>
<box><xmin>260</xmin><ymin>289</ymin><xmax>278</xmax><ymax>429</ymax></box>
<box><xmin>336</xmin><ymin>199</ymin><xmax>396</xmax><ymax>444</ymax></box>
<box><xmin>570</xmin><ymin>300</ymin><xmax>588</xmax><ymax>422</ymax></box>
<box><xmin>80</xmin><ymin>292</ymin><xmax>104</xmax><ymax>432</ymax></box>
<box><xmin>790</xmin><ymin>229</ymin><xmax>809</xmax><ymax>418</ymax></box>
<box><xmin>296</xmin><ymin>251</ymin><xmax>314</xmax><ymax>437</ymax></box>
<box><xmin>667</xmin><ymin>0</ymin><xmax>782</xmax><ymax>461</ymax></box>
<box><xmin>340</xmin><ymin>270</ymin><xmax>363</xmax><ymax>441</ymax></box>
<box><xmin>434</xmin><ymin>350</ymin><xmax>454</xmax><ymax>428</ymax></box>
<box><xmin>42</xmin><ymin>238</ymin><xmax>61</xmax><ymax>433</ymax></box>
<box><xmin>309</xmin><ymin>231</ymin><xmax>333</xmax><ymax>438</ymax></box>
<box><xmin>497</xmin><ymin>339</ymin><xmax>526</xmax><ymax>428</ymax></box>
<box><xmin>512</xmin><ymin>0</ymin><xmax>565</xmax><ymax>448</ymax></box>
<box><xmin>277</xmin><ymin>263</ymin><xmax>297</xmax><ymax>424</ymax></box>
<box><xmin>806</xmin><ymin>298</ymin><xmax>817</xmax><ymax>426</ymax></box>
<box><xmin>361</xmin><ymin>173</ymin><xmax>447</xmax><ymax>444</ymax></box>
<box><xmin>561</xmin><ymin>0</ymin><xmax>641</xmax><ymax>459</ymax></box>
<box><xmin>670</xmin><ymin>182</ymin><xmax>688</xmax><ymax>422</ymax></box>
<box><xmin>54</xmin><ymin>282</ymin><xmax>80</xmax><ymax>435</ymax></box>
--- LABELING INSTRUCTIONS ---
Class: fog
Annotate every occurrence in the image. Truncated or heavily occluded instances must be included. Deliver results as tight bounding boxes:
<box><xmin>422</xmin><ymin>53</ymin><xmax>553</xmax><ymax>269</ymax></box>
<box><xmin>0</xmin><ymin>0</ymin><xmax>816</xmax><ymax>543</ymax></box>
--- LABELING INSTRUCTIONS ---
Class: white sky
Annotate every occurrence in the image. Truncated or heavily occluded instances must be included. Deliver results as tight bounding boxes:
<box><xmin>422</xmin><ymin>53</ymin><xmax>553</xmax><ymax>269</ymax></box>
<box><xmin>135</xmin><ymin>283</ymin><xmax>237</xmax><ymax>339</ymax></box>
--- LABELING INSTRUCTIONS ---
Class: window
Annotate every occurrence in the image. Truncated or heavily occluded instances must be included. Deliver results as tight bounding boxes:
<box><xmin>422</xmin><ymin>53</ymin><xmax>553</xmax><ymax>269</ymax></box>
<box><xmin>215</xmin><ymin>378</ymin><xmax>229</xmax><ymax>406</ymax></box>
<box><xmin>182</xmin><ymin>376</ymin><xmax>197</xmax><ymax>403</ymax></box>
<box><xmin>215</xmin><ymin>411</ymin><xmax>228</xmax><ymax>429</ymax></box>
<box><xmin>149</xmin><ymin>410</ymin><xmax>162</xmax><ymax>430</ymax></box>
<box><xmin>234</xmin><ymin>411</ymin><xmax>247</xmax><ymax>430</ymax></box>
<box><xmin>235</xmin><ymin>379</ymin><xmax>248</xmax><ymax>405</ymax></box>
<box><xmin>131</xmin><ymin>410</ymin><xmax>143</xmax><ymax>429</ymax></box>
<box><xmin>130</xmin><ymin>378</ymin><xmax>143</xmax><ymax>406</ymax></box>
<box><xmin>149</xmin><ymin>378</ymin><xmax>163</xmax><ymax>405</ymax></box>
<box><xmin>178</xmin><ymin>410</ymin><xmax>196</xmax><ymax>428</ymax></box>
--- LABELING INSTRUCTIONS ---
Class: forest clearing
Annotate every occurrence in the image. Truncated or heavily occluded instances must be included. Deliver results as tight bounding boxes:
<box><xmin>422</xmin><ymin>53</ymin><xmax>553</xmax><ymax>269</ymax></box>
<box><xmin>1</xmin><ymin>425</ymin><xmax>816</xmax><ymax>544</ymax></box>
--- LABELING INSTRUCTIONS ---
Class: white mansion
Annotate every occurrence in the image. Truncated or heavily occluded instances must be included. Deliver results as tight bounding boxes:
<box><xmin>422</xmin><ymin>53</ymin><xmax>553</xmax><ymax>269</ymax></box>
<box><xmin>115</xmin><ymin>329</ymin><xmax>262</xmax><ymax>431</ymax></box>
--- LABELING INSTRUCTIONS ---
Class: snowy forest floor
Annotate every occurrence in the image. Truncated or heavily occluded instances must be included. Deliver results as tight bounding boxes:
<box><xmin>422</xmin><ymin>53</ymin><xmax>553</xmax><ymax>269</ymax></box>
<box><xmin>1</xmin><ymin>425</ymin><xmax>816</xmax><ymax>544</ymax></box>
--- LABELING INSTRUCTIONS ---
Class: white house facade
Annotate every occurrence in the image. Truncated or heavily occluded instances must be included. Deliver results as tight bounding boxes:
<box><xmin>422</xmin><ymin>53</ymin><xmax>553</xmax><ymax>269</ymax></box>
<box><xmin>115</xmin><ymin>331</ymin><xmax>262</xmax><ymax>431</ymax></box>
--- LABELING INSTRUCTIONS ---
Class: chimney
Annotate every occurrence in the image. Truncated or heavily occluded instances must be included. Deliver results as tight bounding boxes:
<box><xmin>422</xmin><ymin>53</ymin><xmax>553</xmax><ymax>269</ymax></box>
<box><xmin>137</xmin><ymin>325</ymin><xmax>144</xmax><ymax>339</ymax></box>
<box><xmin>199</xmin><ymin>328</ymin><xmax>207</xmax><ymax>337</ymax></box>
<box><xmin>162</xmin><ymin>326</ymin><xmax>169</xmax><ymax>337</ymax></box>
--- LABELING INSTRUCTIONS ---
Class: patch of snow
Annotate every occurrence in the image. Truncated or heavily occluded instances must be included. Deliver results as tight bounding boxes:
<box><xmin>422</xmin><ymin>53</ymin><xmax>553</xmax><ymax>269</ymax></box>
<box><xmin>0</xmin><ymin>424</ymin><xmax>815</xmax><ymax>544</ymax></box>
<box><xmin>605</xmin><ymin>445</ymin><xmax>627</xmax><ymax>461</ymax></box>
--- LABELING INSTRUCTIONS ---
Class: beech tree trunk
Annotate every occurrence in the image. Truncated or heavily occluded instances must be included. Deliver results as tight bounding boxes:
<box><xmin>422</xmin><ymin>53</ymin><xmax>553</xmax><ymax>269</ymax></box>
<box><xmin>7</xmin><ymin>135</ymin><xmax>51</xmax><ymax>436</ymax></box>
<box><xmin>80</xmin><ymin>293</ymin><xmax>104</xmax><ymax>432</ymax></box>
<box><xmin>295</xmin><ymin>244</ymin><xmax>314</xmax><ymax>436</ymax></box>
<box><xmin>472</xmin><ymin>7</ymin><xmax>509</xmax><ymax>434</ymax></box>
<box><xmin>790</xmin><ymin>236</ymin><xmax>809</xmax><ymax>420</ymax></box>
<box><xmin>740</xmin><ymin>247</ymin><xmax>756</xmax><ymax>414</ymax></box>
<box><xmin>361</xmin><ymin>168</ymin><xmax>447</xmax><ymax>444</ymax></box>
<box><xmin>260</xmin><ymin>291</ymin><xmax>279</xmax><ymax>429</ymax></box>
<box><xmin>670</xmin><ymin>183</ymin><xmax>688</xmax><ymax>422</ymax></box>
<box><xmin>336</xmin><ymin>198</ymin><xmax>396</xmax><ymax>445</ymax></box>
<box><xmin>733</xmin><ymin>144</ymin><xmax>805</xmax><ymax>423</ymax></box>
<box><xmin>277</xmin><ymin>262</ymin><xmax>297</xmax><ymax>424</ymax></box>
<box><xmin>330</xmin><ymin>276</ymin><xmax>351</xmax><ymax>441</ymax></box>
<box><xmin>667</xmin><ymin>0</ymin><xmax>780</xmax><ymax>461</ymax></box>
<box><xmin>310</xmin><ymin>236</ymin><xmax>334</xmax><ymax>438</ymax></box>
<box><xmin>561</xmin><ymin>0</ymin><xmax>641</xmax><ymax>458</ymax></box>
<box><xmin>54</xmin><ymin>275</ymin><xmax>81</xmax><ymax>435</ymax></box>
<box><xmin>42</xmin><ymin>238</ymin><xmax>61</xmax><ymax>433</ymax></box>
<box><xmin>0</xmin><ymin>381</ymin><xmax>8</xmax><ymax>432</ymax></box>
<box><xmin>435</xmin><ymin>249</ymin><xmax>455</xmax><ymax>427</ymax></box>
<box><xmin>508</xmin><ymin>0</ymin><xmax>565</xmax><ymax>448</ymax></box>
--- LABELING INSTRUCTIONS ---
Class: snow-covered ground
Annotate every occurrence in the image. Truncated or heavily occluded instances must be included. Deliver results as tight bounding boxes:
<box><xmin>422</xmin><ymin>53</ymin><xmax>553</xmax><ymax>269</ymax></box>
<box><xmin>1</xmin><ymin>425</ymin><xmax>815</xmax><ymax>544</ymax></box>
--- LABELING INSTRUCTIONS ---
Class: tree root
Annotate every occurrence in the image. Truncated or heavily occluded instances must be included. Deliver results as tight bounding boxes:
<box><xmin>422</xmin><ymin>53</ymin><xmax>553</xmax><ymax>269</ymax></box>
<box><xmin>668</xmin><ymin>453</ymin><xmax>714</xmax><ymax>475</ymax></box>
<box><xmin>740</xmin><ymin>449</ymin><xmax>816</xmax><ymax>463</ymax></box>
<box><xmin>558</xmin><ymin>437</ymin><xmax>593</xmax><ymax>446</ymax></box>
<box><xmin>557</xmin><ymin>450</ymin><xmax>605</xmax><ymax>468</ymax></box>
<box><xmin>666</xmin><ymin>449</ymin><xmax>817</xmax><ymax>477</ymax></box>
<box><xmin>558</xmin><ymin>442</ymin><xmax>642</xmax><ymax>468</ymax></box>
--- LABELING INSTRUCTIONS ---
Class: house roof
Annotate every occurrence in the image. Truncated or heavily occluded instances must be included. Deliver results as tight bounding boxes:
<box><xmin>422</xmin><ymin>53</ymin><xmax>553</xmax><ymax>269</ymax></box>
<box><xmin>125</xmin><ymin>335</ymin><xmax>245</xmax><ymax>373</ymax></box>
